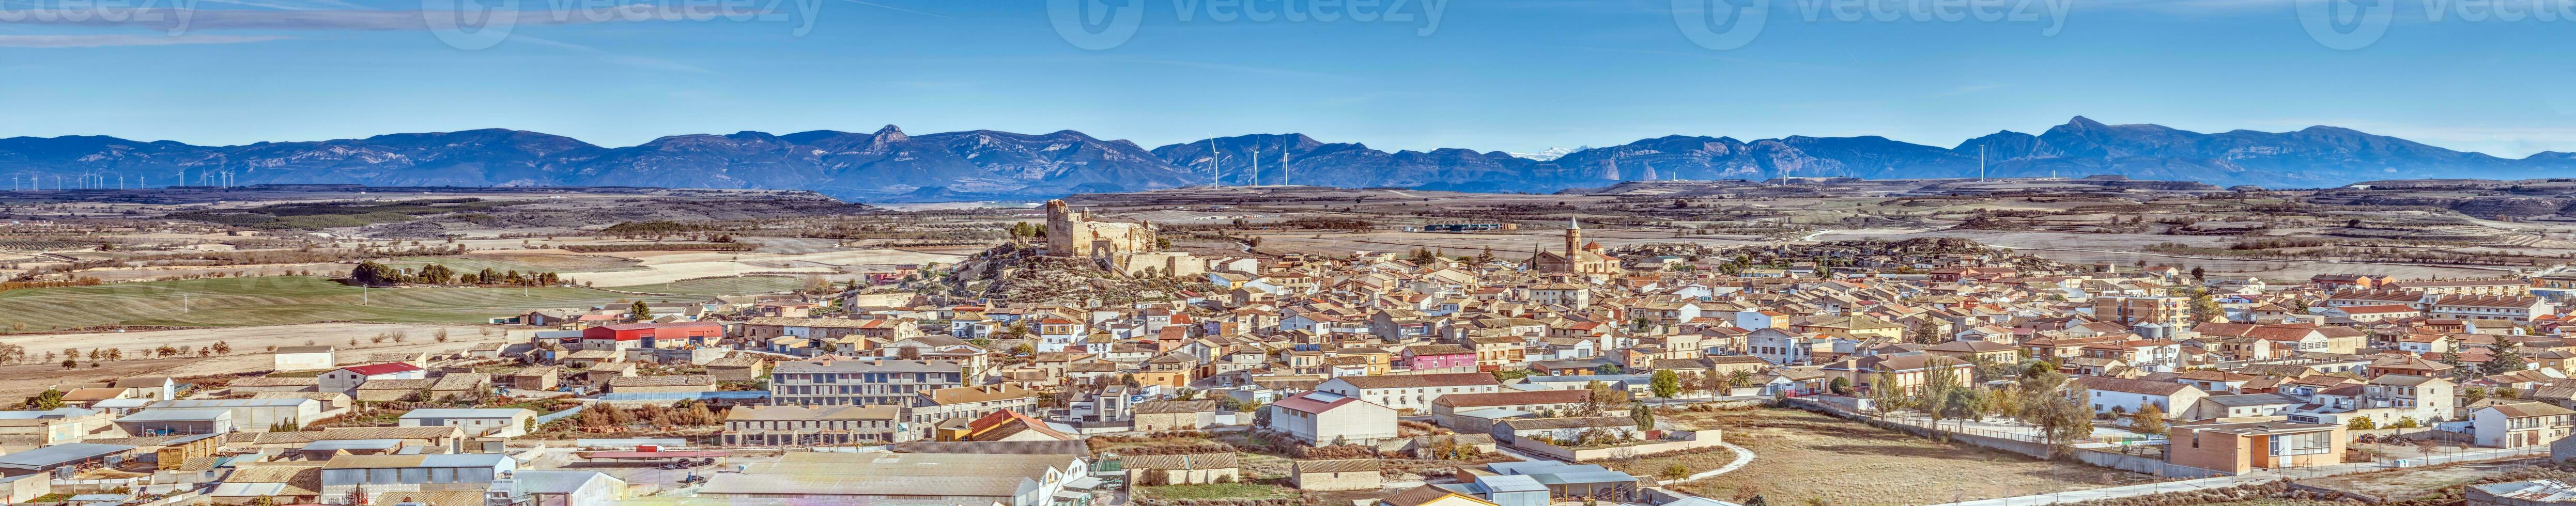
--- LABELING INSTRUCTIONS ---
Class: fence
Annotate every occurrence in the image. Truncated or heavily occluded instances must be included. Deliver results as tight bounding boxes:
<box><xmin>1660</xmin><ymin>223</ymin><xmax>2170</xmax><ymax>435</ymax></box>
<box><xmin>533</xmin><ymin>404</ymin><xmax>587</xmax><ymax>424</ymax></box>
<box><xmin>1782</xmin><ymin>396</ymin><xmax>2225</xmax><ymax>479</ymax></box>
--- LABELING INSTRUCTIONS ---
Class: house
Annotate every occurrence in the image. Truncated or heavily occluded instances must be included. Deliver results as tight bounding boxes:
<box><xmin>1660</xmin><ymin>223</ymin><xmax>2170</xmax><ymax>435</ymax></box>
<box><xmin>1291</xmin><ymin>458</ymin><xmax>1383</xmax><ymax>491</ymax></box>
<box><xmin>0</xmin><ymin>442</ymin><xmax>135</xmax><ymax>478</ymax></box>
<box><xmin>511</xmin><ymin>470</ymin><xmax>628</xmax><ymax>506</ymax></box>
<box><xmin>721</xmin><ymin>404</ymin><xmax>911</xmax><ymax>446</ymax></box>
<box><xmin>114</xmin><ymin>408</ymin><xmax>233</xmax><ymax>436</ymax></box>
<box><xmin>2075</xmin><ymin>376</ymin><xmax>2208</xmax><ymax>419</ymax></box>
<box><xmin>1267</xmin><ymin>390</ymin><xmax>1399</xmax><ymax>445</ymax></box>
<box><xmin>937</xmin><ymin>409</ymin><xmax>1076</xmax><ymax>442</ymax></box>
<box><xmin>2473</xmin><ymin>402</ymin><xmax>2576</xmax><ymax>448</ymax></box>
<box><xmin>141</xmin><ymin>398</ymin><xmax>328</xmax><ymax>432</ymax></box>
<box><xmin>1132</xmin><ymin>400</ymin><xmax>1218</xmax><ymax>431</ymax></box>
<box><xmin>397</xmin><ymin>408</ymin><xmax>538</xmax><ymax>438</ymax></box>
<box><xmin>510</xmin><ymin>367</ymin><xmax>561</xmax><ymax>391</ymax></box>
<box><xmin>1121</xmin><ymin>453</ymin><xmax>1239</xmax><ymax>485</ymax></box>
<box><xmin>2193</xmin><ymin>393</ymin><xmax>2304</xmax><ymax>419</ymax></box>
<box><xmin>698</xmin><ymin>452</ymin><xmax>1091</xmax><ymax>506</ymax></box>
<box><xmin>2167</xmin><ymin>419</ymin><xmax>2344</xmax><ymax>474</ymax></box>
<box><xmin>1382</xmin><ymin>484</ymin><xmax>1502</xmax><ymax>506</ymax></box>
<box><xmin>703</xmin><ymin>357</ymin><xmax>769</xmax><ymax>382</ymax></box>
<box><xmin>579</xmin><ymin>321</ymin><xmax>726</xmax><ymax>350</ymax></box>
<box><xmin>912</xmin><ymin>384</ymin><xmax>1043</xmax><ymax>425</ymax></box>
<box><xmin>318</xmin><ymin>454</ymin><xmax>516</xmax><ymax>505</ymax></box>
<box><xmin>1428</xmin><ymin>389</ymin><xmax>1591</xmax><ymax>432</ymax></box>
<box><xmin>606</xmin><ymin>375</ymin><xmax>717</xmax><ymax>394</ymax></box>
<box><xmin>272</xmin><ymin>346</ymin><xmax>337</xmax><ymax>372</ymax></box>
<box><xmin>1820</xmin><ymin>354</ymin><xmax>1976</xmax><ymax>395</ymax></box>
<box><xmin>768</xmin><ymin>359</ymin><xmax>964</xmax><ymax>407</ymax></box>
<box><xmin>1317</xmin><ymin>373</ymin><xmax>1504</xmax><ymax>413</ymax></box>
<box><xmin>1403</xmin><ymin>344</ymin><xmax>1479</xmax><ymax>373</ymax></box>
<box><xmin>318</xmin><ymin>363</ymin><xmax>425</xmax><ymax>394</ymax></box>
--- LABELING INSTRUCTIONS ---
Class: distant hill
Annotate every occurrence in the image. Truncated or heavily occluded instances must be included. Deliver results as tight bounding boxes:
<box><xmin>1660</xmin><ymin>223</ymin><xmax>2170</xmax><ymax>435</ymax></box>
<box><xmin>6</xmin><ymin>117</ymin><xmax>2569</xmax><ymax>200</ymax></box>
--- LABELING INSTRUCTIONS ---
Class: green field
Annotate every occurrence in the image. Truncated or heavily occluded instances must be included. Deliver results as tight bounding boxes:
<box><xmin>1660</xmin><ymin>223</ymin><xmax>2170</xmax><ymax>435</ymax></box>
<box><xmin>0</xmin><ymin>276</ymin><xmax>696</xmax><ymax>328</ymax></box>
<box><xmin>607</xmin><ymin>276</ymin><xmax>812</xmax><ymax>295</ymax></box>
<box><xmin>384</xmin><ymin>254</ymin><xmax>642</xmax><ymax>274</ymax></box>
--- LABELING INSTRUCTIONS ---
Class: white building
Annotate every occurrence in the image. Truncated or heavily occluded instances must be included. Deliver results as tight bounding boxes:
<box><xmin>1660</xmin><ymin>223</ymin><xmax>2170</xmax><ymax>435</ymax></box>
<box><xmin>1266</xmin><ymin>391</ymin><xmax>1398</xmax><ymax>446</ymax></box>
<box><xmin>2472</xmin><ymin>402</ymin><xmax>2576</xmax><ymax>448</ymax></box>
<box><xmin>1315</xmin><ymin>373</ymin><xmax>1502</xmax><ymax>413</ymax></box>
<box><xmin>318</xmin><ymin>363</ymin><xmax>425</xmax><ymax>394</ymax></box>
<box><xmin>272</xmin><ymin>346</ymin><xmax>338</xmax><ymax>373</ymax></box>
<box><xmin>398</xmin><ymin>408</ymin><xmax>540</xmax><ymax>438</ymax></box>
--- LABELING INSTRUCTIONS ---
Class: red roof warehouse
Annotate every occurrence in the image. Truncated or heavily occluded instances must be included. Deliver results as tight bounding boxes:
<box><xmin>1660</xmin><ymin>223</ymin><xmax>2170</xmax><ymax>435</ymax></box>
<box><xmin>582</xmin><ymin>322</ymin><xmax>725</xmax><ymax>346</ymax></box>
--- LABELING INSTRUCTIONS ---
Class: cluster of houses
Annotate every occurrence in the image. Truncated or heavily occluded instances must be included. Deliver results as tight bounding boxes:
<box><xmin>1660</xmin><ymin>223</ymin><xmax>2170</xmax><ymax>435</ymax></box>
<box><xmin>29</xmin><ymin>208</ymin><xmax>2576</xmax><ymax>505</ymax></box>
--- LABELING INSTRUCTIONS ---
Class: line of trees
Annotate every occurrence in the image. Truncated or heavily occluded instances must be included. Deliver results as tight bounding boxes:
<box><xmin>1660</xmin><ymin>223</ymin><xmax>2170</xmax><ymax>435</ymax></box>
<box><xmin>349</xmin><ymin>261</ymin><xmax>562</xmax><ymax>287</ymax></box>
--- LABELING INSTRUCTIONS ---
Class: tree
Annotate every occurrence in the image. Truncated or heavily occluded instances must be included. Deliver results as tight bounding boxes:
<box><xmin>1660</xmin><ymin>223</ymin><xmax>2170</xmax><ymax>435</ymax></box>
<box><xmin>1649</xmin><ymin>369</ymin><xmax>1683</xmax><ymax>398</ymax></box>
<box><xmin>2347</xmin><ymin>415</ymin><xmax>2377</xmax><ymax>430</ymax></box>
<box><xmin>629</xmin><ymin>301</ymin><xmax>654</xmax><ymax>321</ymax></box>
<box><xmin>1828</xmin><ymin>376</ymin><xmax>1852</xmax><ymax>395</ymax></box>
<box><xmin>27</xmin><ymin>389</ymin><xmax>65</xmax><ymax>409</ymax></box>
<box><xmin>2487</xmin><ymin>349</ymin><xmax>2529</xmax><ymax>374</ymax></box>
<box><xmin>1908</xmin><ymin>320</ymin><xmax>1942</xmax><ymax>344</ymax></box>
<box><xmin>1581</xmin><ymin>380</ymin><xmax>1628</xmax><ymax>416</ymax></box>
<box><xmin>2440</xmin><ymin>353</ymin><xmax>2474</xmax><ymax>381</ymax></box>
<box><xmin>2390</xmin><ymin>416</ymin><xmax>2421</xmax><ymax>429</ymax></box>
<box><xmin>2187</xmin><ymin>289</ymin><xmax>2224</xmax><ymax>323</ymax></box>
<box><xmin>1723</xmin><ymin>370</ymin><xmax>1754</xmax><ymax>398</ymax></box>
<box><xmin>2131</xmin><ymin>403</ymin><xmax>2168</xmax><ymax>435</ymax></box>
<box><xmin>1914</xmin><ymin>357</ymin><xmax>1963</xmax><ymax>431</ymax></box>
<box><xmin>2465</xmin><ymin>386</ymin><xmax>2490</xmax><ymax>405</ymax></box>
<box><xmin>1631</xmin><ymin>402</ymin><xmax>1655</xmax><ymax>431</ymax></box>
<box><xmin>2013</xmin><ymin>368</ymin><xmax>2094</xmax><ymax>457</ymax></box>
<box><xmin>1868</xmin><ymin>371</ymin><xmax>1909</xmax><ymax>417</ymax></box>
<box><xmin>2188</xmin><ymin>266</ymin><xmax>2207</xmax><ymax>282</ymax></box>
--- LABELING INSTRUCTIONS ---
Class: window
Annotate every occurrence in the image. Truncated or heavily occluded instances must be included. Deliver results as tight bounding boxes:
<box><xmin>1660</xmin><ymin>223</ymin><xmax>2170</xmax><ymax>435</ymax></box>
<box><xmin>2271</xmin><ymin>431</ymin><xmax>2332</xmax><ymax>456</ymax></box>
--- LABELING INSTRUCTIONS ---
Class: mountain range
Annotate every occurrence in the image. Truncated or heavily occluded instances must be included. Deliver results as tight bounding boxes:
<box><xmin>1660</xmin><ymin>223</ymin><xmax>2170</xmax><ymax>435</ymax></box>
<box><xmin>3</xmin><ymin>117</ymin><xmax>2568</xmax><ymax>201</ymax></box>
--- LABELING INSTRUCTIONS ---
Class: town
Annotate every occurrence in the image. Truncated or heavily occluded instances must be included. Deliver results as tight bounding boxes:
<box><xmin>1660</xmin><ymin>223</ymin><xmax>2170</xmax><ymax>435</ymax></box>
<box><xmin>11</xmin><ymin>194</ymin><xmax>2576</xmax><ymax>506</ymax></box>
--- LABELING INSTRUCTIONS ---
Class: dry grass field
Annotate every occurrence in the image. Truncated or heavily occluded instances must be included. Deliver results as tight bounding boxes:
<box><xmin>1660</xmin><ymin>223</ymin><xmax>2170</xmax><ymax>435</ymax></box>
<box><xmin>0</xmin><ymin>322</ymin><xmax>505</xmax><ymax>400</ymax></box>
<box><xmin>2305</xmin><ymin>458</ymin><xmax>2552</xmax><ymax>501</ymax></box>
<box><xmin>1664</xmin><ymin>408</ymin><xmax>2159</xmax><ymax>505</ymax></box>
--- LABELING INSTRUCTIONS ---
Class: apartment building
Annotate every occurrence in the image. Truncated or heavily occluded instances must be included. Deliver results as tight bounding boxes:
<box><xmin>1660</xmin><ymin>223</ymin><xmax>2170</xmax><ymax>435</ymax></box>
<box><xmin>768</xmin><ymin>359</ymin><xmax>964</xmax><ymax>407</ymax></box>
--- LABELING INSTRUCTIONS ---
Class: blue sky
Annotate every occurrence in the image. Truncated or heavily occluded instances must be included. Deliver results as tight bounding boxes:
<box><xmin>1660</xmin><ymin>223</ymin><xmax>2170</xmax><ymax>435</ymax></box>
<box><xmin>3</xmin><ymin>0</ymin><xmax>2572</xmax><ymax>157</ymax></box>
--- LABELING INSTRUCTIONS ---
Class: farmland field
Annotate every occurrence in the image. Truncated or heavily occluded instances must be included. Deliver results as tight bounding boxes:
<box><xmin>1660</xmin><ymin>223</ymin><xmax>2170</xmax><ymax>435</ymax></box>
<box><xmin>387</xmin><ymin>253</ymin><xmax>644</xmax><ymax>274</ymax></box>
<box><xmin>0</xmin><ymin>276</ymin><xmax>695</xmax><ymax>328</ymax></box>
<box><xmin>1664</xmin><ymin>408</ymin><xmax>2160</xmax><ymax>505</ymax></box>
<box><xmin>607</xmin><ymin>276</ymin><xmax>812</xmax><ymax>295</ymax></box>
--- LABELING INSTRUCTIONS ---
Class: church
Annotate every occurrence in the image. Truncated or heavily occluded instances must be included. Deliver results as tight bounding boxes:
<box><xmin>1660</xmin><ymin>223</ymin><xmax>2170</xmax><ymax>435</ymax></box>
<box><xmin>1531</xmin><ymin>219</ymin><xmax>1623</xmax><ymax>276</ymax></box>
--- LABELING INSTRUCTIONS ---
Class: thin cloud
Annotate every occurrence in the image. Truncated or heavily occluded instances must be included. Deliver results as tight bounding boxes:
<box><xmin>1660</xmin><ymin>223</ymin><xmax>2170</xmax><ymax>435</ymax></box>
<box><xmin>0</xmin><ymin>34</ymin><xmax>293</xmax><ymax>48</ymax></box>
<box><xmin>835</xmin><ymin>0</ymin><xmax>952</xmax><ymax>19</ymax></box>
<box><xmin>511</xmin><ymin>35</ymin><xmax>712</xmax><ymax>73</ymax></box>
<box><xmin>1</xmin><ymin>5</ymin><xmax>711</xmax><ymax>31</ymax></box>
